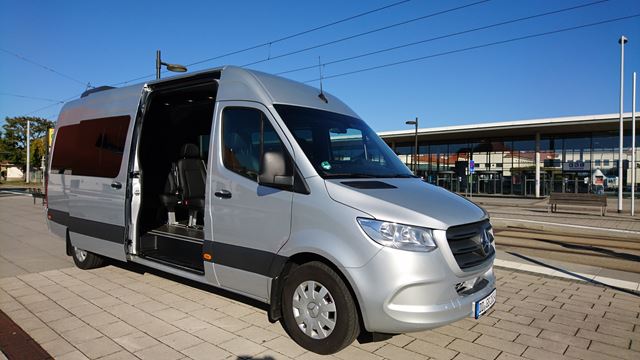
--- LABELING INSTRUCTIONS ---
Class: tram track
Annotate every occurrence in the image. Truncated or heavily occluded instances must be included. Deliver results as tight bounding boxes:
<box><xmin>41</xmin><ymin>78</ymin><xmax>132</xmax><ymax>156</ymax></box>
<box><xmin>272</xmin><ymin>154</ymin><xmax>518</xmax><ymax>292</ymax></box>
<box><xmin>493</xmin><ymin>228</ymin><xmax>640</xmax><ymax>273</ymax></box>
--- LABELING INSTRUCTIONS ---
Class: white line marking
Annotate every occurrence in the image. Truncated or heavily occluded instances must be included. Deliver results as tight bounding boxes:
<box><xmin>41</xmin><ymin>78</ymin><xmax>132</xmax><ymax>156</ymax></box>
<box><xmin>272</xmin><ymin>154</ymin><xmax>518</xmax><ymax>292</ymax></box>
<box><xmin>493</xmin><ymin>217</ymin><xmax>640</xmax><ymax>235</ymax></box>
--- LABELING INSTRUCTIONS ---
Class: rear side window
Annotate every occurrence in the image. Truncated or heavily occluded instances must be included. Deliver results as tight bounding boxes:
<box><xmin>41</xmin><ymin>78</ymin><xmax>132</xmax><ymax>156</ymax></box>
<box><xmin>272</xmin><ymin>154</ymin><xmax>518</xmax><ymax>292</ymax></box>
<box><xmin>51</xmin><ymin>115</ymin><xmax>130</xmax><ymax>177</ymax></box>
<box><xmin>221</xmin><ymin>107</ymin><xmax>287</xmax><ymax>182</ymax></box>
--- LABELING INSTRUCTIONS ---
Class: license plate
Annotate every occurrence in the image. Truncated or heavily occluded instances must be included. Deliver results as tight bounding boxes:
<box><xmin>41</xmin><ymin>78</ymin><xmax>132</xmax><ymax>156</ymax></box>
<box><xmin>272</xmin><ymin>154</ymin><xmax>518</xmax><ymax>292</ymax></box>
<box><xmin>472</xmin><ymin>288</ymin><xmax>496</xmax><ymax>319</ymax></box>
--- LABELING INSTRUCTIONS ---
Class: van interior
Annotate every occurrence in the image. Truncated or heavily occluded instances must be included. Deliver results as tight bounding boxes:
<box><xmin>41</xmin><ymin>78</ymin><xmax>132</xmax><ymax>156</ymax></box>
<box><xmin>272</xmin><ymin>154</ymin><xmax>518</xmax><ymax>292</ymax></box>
<box><xmin>136</xmin><ymin>76</ymin><xmax>219</xmax><ymax>273</ymax></box>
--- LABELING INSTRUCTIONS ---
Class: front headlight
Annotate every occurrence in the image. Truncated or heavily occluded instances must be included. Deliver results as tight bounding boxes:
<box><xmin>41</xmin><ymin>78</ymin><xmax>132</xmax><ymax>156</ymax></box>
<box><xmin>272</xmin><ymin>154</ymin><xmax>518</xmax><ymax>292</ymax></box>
<box><xmin>357</xmin><ymin>218</ymin><xmax>437</xmax><ymax>252</ymax></box>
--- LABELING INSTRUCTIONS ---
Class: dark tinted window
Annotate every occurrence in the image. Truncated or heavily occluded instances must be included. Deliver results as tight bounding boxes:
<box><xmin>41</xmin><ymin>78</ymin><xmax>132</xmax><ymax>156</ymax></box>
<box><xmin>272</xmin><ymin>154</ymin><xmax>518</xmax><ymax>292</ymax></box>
<box><xmin>222</xmin><ymin>107</ymin><xmax>286</xmax><ymax>182</ymax></box>
<box><xmin>51</xmin><ymin>115</ymin><xmax>130</xmax><ymax>177</ymax></box>
<box><xmin>50</xmin><ymin>125</ymin><xmax>80</xmax><ymax>173</ymax></box>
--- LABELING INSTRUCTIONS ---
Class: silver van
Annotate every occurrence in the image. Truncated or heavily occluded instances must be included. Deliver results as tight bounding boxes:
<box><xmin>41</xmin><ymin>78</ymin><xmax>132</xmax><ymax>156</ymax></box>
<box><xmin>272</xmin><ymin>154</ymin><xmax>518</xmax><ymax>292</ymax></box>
<box><xmin>46</xmin><ymin>66</ymin><xmax>496</xmax><ymax>354</ymax></box>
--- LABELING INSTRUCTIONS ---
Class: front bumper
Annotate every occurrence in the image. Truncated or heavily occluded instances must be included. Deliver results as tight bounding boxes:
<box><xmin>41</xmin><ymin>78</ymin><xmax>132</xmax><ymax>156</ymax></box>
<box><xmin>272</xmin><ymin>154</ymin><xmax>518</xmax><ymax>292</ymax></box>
<box><xmin>346</xmin><ymin>243</ymin><xmax>495</xmax><ymax>334</ymax></box>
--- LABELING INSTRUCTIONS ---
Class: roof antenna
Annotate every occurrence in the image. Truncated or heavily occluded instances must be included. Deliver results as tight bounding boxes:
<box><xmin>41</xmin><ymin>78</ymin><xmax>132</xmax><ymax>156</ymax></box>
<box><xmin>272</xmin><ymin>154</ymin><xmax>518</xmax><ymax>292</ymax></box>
<box><xmin>318</xmin><ymin>56</ymin><xmax>328</xmax><ymax>103</ymax></box>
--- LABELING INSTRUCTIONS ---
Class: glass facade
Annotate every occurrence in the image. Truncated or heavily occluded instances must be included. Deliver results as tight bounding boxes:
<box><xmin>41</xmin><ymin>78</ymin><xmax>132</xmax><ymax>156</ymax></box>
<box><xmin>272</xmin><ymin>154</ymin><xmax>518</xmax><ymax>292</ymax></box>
<box><xmin>387</xmin><ymin>131</ymin><xmax>640</xmax><ymax>197</ymax></box>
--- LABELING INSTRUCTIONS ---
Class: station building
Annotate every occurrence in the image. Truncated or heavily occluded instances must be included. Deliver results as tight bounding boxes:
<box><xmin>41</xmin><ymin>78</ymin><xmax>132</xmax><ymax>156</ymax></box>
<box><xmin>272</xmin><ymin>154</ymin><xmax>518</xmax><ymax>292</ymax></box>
<box><xmin>378</xmin><ymin>113</ymin><xmax>639</xmax><ymax>197</ymax></box>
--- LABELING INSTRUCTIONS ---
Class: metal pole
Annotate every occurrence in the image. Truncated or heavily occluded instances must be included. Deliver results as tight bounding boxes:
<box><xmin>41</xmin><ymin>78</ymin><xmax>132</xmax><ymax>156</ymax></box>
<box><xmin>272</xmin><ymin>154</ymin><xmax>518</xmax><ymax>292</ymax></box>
<box><xmin>618</xmin><ymin>36</ymin><xmax>627</xmax><ymax>213</ymax></box>
<box><xmin>414</xmin><ymin>117</ymin><xmax>418</xmax><ymax>175</ymax></box>
<box><xmin>535</xmin><ymin>132</ymin><xmax>541</xmax><ymax>198</ymax></box>
<box><xmin>156</xmin><ymin>50</ymin><xmax>161</xmax><ymax>80</ymax></box>
<box><xmin>26</xmin><ymin>120</ymin><xmax>30</xmax><ymax>184</ymax></box>
<box><xmin>41</xmin><ymin>155</ymin><xmax>45</xmax><ymax>187</ymax></box>
<box><xmin>632</xmin><ymin>72</ymin><xmax>637</xmax><ymax>216</ymax></box>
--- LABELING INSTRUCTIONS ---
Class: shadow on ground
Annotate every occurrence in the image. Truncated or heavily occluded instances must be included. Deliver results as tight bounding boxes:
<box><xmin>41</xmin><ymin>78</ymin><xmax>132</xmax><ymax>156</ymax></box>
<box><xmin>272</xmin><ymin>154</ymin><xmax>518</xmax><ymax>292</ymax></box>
<box><xmin>537</xmin><ymin>238</ymin><xmax>640</xmax><ymax>262</ymax></box>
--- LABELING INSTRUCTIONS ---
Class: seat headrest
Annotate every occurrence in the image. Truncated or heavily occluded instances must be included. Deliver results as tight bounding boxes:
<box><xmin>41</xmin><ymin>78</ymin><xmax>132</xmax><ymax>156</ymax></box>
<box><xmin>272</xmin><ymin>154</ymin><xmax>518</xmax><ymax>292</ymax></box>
<box><xmin>180</xmin><ymin>143</ymin><xmax>200</xmax><ymax>158</ymax></box>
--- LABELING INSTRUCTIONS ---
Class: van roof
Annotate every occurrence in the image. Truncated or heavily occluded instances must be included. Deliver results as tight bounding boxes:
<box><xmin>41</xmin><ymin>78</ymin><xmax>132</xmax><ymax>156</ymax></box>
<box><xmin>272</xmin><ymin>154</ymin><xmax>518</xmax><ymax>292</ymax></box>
<box><xmin>59</xmin><ymin>66</ymin><xmax>358</xmax><ymax>124</ymax></box>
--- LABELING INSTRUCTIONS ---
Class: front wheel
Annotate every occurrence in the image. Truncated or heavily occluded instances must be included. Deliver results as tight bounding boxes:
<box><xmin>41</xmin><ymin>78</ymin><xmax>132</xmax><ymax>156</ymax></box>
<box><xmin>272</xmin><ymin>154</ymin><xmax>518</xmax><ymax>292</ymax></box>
<box><xmin>281</xmin><ymin>261</ymin><xmax>360</xmax><ymax>354</ymax></box>
<box><xmin>71</xmin><ymin>246</ymin><xmax>104</xmax><ymax>269</ymax></box>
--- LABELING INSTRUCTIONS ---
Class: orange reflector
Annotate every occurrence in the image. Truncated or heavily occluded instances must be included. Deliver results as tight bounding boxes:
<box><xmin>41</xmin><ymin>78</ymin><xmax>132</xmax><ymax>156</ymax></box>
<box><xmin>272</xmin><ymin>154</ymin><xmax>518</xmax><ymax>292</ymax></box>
<box><xmin>203</xmin><ymin>253</ymin><xmax>212</xmax><ymax>261</ymax></box>
<box><xmin>47</xmin><ymin>214</ymin><xmax>52</xmax><ymax>220</ymax></box>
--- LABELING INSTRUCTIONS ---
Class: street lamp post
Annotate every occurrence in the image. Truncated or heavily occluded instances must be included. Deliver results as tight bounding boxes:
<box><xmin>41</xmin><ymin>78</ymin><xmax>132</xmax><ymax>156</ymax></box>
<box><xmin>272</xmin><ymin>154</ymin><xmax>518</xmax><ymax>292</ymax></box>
<box><xmin>406</xmin><ymin>117</ymin><xmax>419</xmax><ymax>174</ymax></box>
<box><xmin>26</xmin><ymin>120</ymin><xmax>30</xmax><ymax>184</ymax></box>
<box><xmin>156</xmin><ymin>50</ymin><xmax>188</xmax><ymax>80</ymax></box>
<box><xmin>618</xmin><ymin>35</ymin><xmax>628</xmax><ymax>213</ymax></box>
<box><xmin>632</xmin><ymin>72</ymin><xmax>637</xmax><ymax>216</ymax></box>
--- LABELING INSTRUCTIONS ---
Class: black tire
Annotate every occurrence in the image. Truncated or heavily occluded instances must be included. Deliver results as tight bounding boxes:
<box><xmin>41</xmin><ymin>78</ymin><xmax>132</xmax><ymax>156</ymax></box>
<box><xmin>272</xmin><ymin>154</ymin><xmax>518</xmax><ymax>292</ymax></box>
<box><xmin>281</xmin><ymin>261</ymin><xmax>360</xmax><ymax>354</ymax></box>
<box><xmin>71</xmin><ymin>246</ymin><xmax>105</xmax><ymax>269</ymax></box>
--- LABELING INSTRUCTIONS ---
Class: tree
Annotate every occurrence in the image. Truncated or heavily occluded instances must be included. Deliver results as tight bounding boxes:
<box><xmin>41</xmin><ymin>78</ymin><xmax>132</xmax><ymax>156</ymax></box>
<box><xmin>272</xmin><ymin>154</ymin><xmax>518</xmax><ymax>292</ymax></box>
<box><xmin>31</xmin><ymin>137</ymin><xmax>47</xmax><ymax>168</ymax></box>
<box><xmin>0</xmin><ymin>129</ymin><xmax>7</xmax><ymax>161</ymax></box>
<box><xmin>1</xmin><ymin>116</ymin><xmax>55</xmax><ymax>169</ymax></box>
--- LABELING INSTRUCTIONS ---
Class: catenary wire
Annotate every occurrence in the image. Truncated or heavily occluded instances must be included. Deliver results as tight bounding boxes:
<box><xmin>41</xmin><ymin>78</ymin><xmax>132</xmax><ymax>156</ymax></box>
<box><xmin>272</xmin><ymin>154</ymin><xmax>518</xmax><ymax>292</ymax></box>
<box><xmin>0</xmin><ymin>48</ymin><xmax>89</xmax><ymax>88</ymax></box>
<box><xmin>17</xmin><ymin>12</ymin><xmax>633</xmax><ymax>118</ymax></box>
<box><xmin>188</xmin><ymin>0</ymin><xmax>412</xmax><ymax>67</ymax></box>
<box><xmin>301</xmin><ymin>13</ymin><xmax>640</xmax><ymax>83</ymax></box>
<box><xmin>111</xmin><ymin>0</ymin><xmax>412</xmax><ymax>85</ymax></box>
<box><xmin>21</xmin><ymin>93</ymin><xmax>85</xmax><ymax>116</ymax></box>
<box><xmin>276</xmin><ymin>0</ymin><xmax>610</xmax><ymax>75</ymax></box>
<box><xmin>241</xmin><ymin>0</ymin><xmax>491</xmax><ymax>67</ymax></box>
<box><xmin>0</xmin><ymin>92</ymin><xmax>64</xmax><ymax>103</ymax></box>
<box><xmin>14</xmin><ymin>1</ymin><xmax>413</xmax><ymax>116</ymax></box>
<box><xmin>12</xmin><ymin>4</ymin><xmax>630</xmax><ymax>118</ymax></box>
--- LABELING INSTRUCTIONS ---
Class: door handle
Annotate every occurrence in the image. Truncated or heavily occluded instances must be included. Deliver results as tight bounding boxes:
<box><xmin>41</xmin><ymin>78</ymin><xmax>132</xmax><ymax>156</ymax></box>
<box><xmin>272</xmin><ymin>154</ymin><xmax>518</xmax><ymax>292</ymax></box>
<box><xmin>214</xmin><ymin>190</ymin><xmax>232</xmax><ymax>199</ymax></box>
<box><xmin>111</xmin><ymin>182</ymin><xmax>122</xmax><ymax>190</ymax></box>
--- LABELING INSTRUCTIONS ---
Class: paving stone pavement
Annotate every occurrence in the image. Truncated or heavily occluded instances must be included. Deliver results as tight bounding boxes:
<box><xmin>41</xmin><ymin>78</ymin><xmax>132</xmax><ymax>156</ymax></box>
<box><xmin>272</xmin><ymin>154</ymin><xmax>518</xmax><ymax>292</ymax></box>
<box><xmin>0</xmin><ymin>263</ymin><xmax>638</xmax><ymax>360</ymax></box>
<box><xmin>1</xmin><ymin>192</ymin><xmax>639</xmax><ymax>359</ymax></box>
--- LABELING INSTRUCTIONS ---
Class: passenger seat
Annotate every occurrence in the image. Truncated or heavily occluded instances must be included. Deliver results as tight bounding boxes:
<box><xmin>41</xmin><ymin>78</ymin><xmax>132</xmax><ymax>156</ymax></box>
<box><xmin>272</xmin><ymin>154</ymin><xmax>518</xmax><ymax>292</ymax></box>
<box><xmin>159</xmin><ymin>164</ymin><xmax>179</xmax><ymax>225</ymax></box>
<box><xmin>177</xmin><ymin>143</ymin><xmax>206</xmax><ymax>227</ymax></box>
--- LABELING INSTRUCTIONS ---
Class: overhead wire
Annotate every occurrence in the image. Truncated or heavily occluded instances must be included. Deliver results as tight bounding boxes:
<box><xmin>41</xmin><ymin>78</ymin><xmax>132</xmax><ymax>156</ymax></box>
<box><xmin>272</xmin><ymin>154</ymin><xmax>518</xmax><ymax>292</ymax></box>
<box><xmin>276</xmin><ymin>0</ymin><xmax>610</xmax><ymax>75</ymax></box>
<box><xmin>241</xmin><ymin>0</ymin><xmax>491</xmax><ymax>67</ymax></box>
<box><xmin>0</xmin><ymin>48</ymin><xmax>90</xmax><ymax>88</ymax></box>
<box><xmin>301</xmin><ymin>13</ymin><xmax>640</xmax><ymax>83</ymax></box>
<box><xmin>21</xmin><ymin>93</ymin><xmax>85</xmax><ymax>116</ymax></box>
<box><xmin>0</xmin><ymin>92</ymin><xmax>64</xmax><ymax>103</ymax></box>
<box><xmin>188</xmin><ymin>0</ymin><xmax>412</xmax><ymax>67</ymax></box>
<box><xmin>9</xmin><ymin>1</ymin><xmax>631</xmax><ymax>118</ymax></box>
<box><xmin>112</xmin><ymin>0</ymin><xmax>413</xmax><ymax>86</ymax></box>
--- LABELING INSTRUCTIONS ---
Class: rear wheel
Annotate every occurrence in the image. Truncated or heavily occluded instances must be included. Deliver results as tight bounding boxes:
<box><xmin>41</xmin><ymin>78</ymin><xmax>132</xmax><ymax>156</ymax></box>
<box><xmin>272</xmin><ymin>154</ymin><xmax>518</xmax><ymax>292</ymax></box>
<box><xmin>281</xmin><ymin>261</ymin><xmax>359</xmax><ymax>354</ymax></box>
<box><xmin>71</xmin><ymin>246</ymin><xmax>104</xmax><ymax>269</ymax></box>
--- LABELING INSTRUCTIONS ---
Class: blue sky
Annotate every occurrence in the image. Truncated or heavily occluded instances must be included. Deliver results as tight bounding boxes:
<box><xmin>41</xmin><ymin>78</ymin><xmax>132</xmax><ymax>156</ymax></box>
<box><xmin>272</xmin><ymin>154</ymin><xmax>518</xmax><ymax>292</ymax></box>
<box><xmin>1</xmin><ymin>0</ymin><xmax>639</xmax><ymax>132</ymax></box>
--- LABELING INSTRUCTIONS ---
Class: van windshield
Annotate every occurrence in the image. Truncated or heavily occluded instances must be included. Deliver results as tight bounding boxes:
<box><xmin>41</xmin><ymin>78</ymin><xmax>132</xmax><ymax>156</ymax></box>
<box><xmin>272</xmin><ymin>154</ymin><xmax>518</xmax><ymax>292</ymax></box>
<box><xmin>275</xmin><ymin>104</ymin><xmax>414</xmax><ymax>179</ymax></box>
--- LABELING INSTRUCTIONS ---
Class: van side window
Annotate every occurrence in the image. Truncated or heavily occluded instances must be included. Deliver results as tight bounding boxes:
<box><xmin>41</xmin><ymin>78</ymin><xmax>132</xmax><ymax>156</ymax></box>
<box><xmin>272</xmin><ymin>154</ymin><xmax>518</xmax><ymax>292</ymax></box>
<box><xmin>51</xmin><ymin>115</ymin><xmax>130</xmax><ymax>177</ymax></box>
<box><xmin>222</xmin><ymin>107</ymin><xmax>286</xmax><ymax>182</ymax></box>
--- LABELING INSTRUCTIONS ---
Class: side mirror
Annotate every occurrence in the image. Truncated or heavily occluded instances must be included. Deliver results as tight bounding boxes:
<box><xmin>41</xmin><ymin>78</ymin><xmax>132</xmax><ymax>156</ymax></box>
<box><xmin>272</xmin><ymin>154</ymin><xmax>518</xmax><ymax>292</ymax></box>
<box><xmin>259</xmin><ymin>151</ymin><xmax>294</xmax><ymax>188</ymax></box>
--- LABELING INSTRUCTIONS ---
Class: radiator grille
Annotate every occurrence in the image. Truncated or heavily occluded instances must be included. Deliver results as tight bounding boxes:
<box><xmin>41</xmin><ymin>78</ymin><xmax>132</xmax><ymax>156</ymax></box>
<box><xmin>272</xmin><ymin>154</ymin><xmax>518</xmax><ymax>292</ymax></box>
<box><xmin>446</xmin><ymin>220</ymin><xmax>494</xmax><ymax>270</ymax></box>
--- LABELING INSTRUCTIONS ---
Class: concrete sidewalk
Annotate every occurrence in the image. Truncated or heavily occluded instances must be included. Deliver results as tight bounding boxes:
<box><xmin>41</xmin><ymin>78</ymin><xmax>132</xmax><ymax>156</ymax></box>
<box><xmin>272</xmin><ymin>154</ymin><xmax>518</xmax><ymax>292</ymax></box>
<box><xmin>0</xmin><ymin>193</ymin><xmax>73</xmax><ymax>277</ymax></box>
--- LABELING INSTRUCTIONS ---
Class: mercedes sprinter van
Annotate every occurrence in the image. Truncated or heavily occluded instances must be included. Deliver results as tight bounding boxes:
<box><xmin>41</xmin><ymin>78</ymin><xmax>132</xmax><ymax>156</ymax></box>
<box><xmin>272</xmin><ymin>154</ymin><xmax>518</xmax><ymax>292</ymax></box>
<box><xmin>46</xmin><ymin>66</ymin><xmax>496</xmax><ymax>354</ymax></box>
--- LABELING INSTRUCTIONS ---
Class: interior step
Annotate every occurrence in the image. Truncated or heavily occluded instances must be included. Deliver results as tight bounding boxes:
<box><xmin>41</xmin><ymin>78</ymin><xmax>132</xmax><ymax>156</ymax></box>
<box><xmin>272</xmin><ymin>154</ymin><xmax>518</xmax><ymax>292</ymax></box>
<box><xmin>140</xmin><ymin>224</ymin><xmax>204</xmax><ymax>273</ymax></box>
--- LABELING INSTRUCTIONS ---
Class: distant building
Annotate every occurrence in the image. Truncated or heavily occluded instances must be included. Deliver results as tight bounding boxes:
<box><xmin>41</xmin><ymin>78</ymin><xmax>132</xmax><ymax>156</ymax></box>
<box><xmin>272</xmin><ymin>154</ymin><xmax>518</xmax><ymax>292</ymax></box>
<box><xmin>0</xmin><ymin>162</ymin><xmax>23</xmax><ymax>181</ymax></box>
<box><xmin>378</xmin><ymin>113</ymin><xmax>638</xmax><ymax>197</ymax></box>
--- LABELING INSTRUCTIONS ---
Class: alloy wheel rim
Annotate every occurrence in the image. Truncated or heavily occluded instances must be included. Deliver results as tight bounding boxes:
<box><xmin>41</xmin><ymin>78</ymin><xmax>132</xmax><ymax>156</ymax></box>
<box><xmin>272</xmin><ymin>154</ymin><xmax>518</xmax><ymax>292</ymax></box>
<box><xmin>292</xmin><ymin>280</ymin><xmax>337</xmax><ymax>339</ymax></box>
